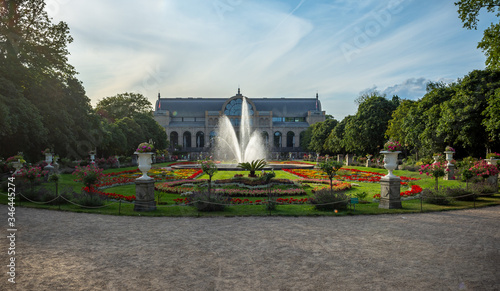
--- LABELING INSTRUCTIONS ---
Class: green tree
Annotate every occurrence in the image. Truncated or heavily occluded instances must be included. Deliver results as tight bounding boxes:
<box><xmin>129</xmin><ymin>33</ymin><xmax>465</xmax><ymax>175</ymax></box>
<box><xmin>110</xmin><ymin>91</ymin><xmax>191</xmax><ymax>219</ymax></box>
<box><xmin>319</xmin><ymin>160</ymin><xmax>344</xmax><ymax>192</ymax></box>
<box><xmin>310</xmin><ymin>118</ymin><xmax>338</xmax><ymax>154</ymax></box>
<box><xmin>455</xmin><ymin>0</ymin><xmax>500</xmax><ymax>69</ymax></box>
<box><xmin>96</xmin><ymin>92</ymin><xmax>153</xmax><ymax>121</ymax></box>
<box><xmin>343</xmin><ymin>93</ymin><xmax>399</xmax><ymax>154</ymax></box>
<box><xmin>299</xmin><ymin>127</ymin><xmax>313</xmax><ymax>151</ymax></box>
<box><xmin>483</xmin><ymin>87</ymin><xmax>500</xmax><ymax>142</ymax></box>
<box><xmin>324</xmin><ymin>115</ymin><xmax>353</xmax><ymax>154</ymax></box>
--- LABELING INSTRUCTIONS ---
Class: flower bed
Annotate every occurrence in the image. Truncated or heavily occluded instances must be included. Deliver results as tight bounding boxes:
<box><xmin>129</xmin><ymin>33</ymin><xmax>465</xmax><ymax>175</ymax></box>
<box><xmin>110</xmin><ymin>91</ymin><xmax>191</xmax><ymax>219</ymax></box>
<box><xmin>155</xmin><ymin>179</ymin><xmax>306</xmax><ymax>197</ymax></box>
<box><xmin>94</xmin><ymin>168</ymin><xmax>203</xmax><ymax>189</ymax></box>
<box><xmin>284</xmin><ymin>168</ymin><xmax>419</xmax><ymax>185</ymax></box>
<box><xmin>373</xmin><ymin>185</ymin><xmax>423</xmax><ymax>199</ymax></box>
<box><xmin>82</xmin><ymin>187</ymin><xmax>136</xmax><ymax>202</ymax></box>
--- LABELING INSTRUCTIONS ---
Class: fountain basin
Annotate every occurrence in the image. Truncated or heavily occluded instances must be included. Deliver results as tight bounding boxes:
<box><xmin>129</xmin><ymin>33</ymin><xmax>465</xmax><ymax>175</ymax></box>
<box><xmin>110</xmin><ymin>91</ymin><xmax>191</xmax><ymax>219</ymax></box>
<box><xmin>171</xmin><ymin>163</ymin><xmax>315</xmax><ymax>171</ymax></box>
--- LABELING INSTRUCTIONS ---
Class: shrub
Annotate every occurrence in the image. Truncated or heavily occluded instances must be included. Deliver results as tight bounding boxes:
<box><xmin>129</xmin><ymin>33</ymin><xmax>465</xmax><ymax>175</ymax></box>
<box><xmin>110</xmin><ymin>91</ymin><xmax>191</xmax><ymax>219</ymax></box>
<box><xmin>309</xmin><ymin>189</ymin><xmax>349</xmax><ymax>211</ymax></box>
<box><xmin>41</xmin><ymin>187</ymin><xmax>75</xmax><ymax>205</ymax></box>
<box><xmin>470</xmin><ymin>181</ymin><xmax>496</xmax><ymax>196</ymax></box>
<box><xmin>354</xmin><ymin>191</ymin><xmax>369</xmax><ymax>201</ymax></box>
<box><xmin>189</xmin><ymin>191</ymin><xmax>230</xmax><ymax>212</ymax></box>
<box><xmin>442</xmin><ymin>186</ymin><xmax>474</xmax><ymax>201</ymax></box>
<box><xmin>421</xmin><ymin>188</ymin><xmax>453</xmax><ymax>205</ymax></box>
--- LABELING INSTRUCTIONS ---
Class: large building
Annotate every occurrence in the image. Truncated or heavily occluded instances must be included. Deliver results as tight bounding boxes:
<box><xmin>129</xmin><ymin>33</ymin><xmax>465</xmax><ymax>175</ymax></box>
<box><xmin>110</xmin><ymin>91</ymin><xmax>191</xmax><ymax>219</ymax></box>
<box><xmin>153</xmin><ymin>89</ymin><xmax>325</xmax><ymax>156</ymax></box>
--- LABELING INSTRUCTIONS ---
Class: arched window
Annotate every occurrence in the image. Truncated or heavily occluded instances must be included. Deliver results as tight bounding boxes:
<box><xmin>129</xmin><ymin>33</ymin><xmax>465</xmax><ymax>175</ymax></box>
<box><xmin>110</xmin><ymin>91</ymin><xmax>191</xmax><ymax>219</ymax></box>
<box><xmin>183</xmin><ymin>132</ymin><xmax>191</xmax><ymax>148</ymax></box>
<box><xmin>224</xmin><ymin>98</ymin><xmax>254</xmax><ymax>116</ymax></box>
<box><xmin>170</xmin><ymin>132</ymin><xmax>178</xmax><ymax>148</ymax></box>
<box><xmin>196</xmin><ymin>131</ymin><xmax>205</xmax><ymax>148</ymax></box>
<box><xmin>274</xmin><ymin>131</ymin><xmax>282</xmax><ymax>148</ymax></box>
<box><xmin>209</xmin><ymin>131</ymin><xmax>217</xmax><ymax>147</ymax></box>
<box><xmin>286</xmin><ymin>131</ymin><xmax>295</xmax><ymax>148</ymax></box>
<box><xmin>262</xmin><ymin>131</ymin><xmax>269</xmax><ymax>146</ymax></box>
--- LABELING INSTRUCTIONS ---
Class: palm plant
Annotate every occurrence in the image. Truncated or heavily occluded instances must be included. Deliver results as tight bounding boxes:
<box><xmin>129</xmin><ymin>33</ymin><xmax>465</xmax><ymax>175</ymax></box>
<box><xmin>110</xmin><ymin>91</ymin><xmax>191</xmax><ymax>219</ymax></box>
<box><xmin>237</xmin><ymin>159</ymin><xmax>267</xmax><ymax>177</ymax></box>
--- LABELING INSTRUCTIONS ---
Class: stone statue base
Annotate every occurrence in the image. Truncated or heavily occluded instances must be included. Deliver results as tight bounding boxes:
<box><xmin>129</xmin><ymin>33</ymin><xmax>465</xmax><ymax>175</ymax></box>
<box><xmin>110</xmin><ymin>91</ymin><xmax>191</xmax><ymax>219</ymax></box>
<box><xmin>379</xmin><ymin>175</ymin><xmax>402</xmax><ymax>209</ymax></box>
<box><xmin>444</xmin><ymin>164</ymin><xmax>455</xmax><ymax>180</ymax></box>
<box><xmin>134</xmin><ymin>179</ymin><xmax>156</xmax><ymax>211</ymax></box>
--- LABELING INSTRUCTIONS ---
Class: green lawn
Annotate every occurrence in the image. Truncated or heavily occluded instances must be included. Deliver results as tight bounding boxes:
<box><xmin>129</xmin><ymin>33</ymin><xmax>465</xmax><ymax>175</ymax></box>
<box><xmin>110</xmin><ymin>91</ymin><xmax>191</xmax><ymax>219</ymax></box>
<box><xmin>1</xmin><ymin>163</ymin><xmax>499</xmax><ymax>217</ymax></box>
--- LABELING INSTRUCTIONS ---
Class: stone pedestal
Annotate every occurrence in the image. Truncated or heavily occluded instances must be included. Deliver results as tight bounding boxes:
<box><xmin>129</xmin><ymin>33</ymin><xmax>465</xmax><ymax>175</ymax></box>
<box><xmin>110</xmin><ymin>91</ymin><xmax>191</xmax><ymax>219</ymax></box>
<box><xmin>365</xmin><ymin>160</ymin><xmax>371</xmax><ymax>167</ymax></box>
<box><xmin>486</xmin><ymin>175</ymin><xmax>498</xmax><ymax>191</ymax></box>
<box><xmin>379</xmin><ymin>176</ymin><xmax>402</xmax><ymax>209</ymax></box>
<box><xmin>345</xmin><ymin>154</ymin><xmax>353</xmax><ymax>166</ymax></box>
<box><xmin>44</xmin><ymin>164</ymin><xmax>55</xmax><ymax>182</ymax></box>
<box><xmin>134</xmin><ymin>179</ymin><xmax>156</xmax><ymax>211</ymax></box>
<box><xmin>444</xmin><ymin>164</ymin><xmax>455</xmax><ymax>180</ymax></box>
<box><xmin>337</xmin><ymin>154</ymin><xmax>344</xmax><ymax>163</ymax></box>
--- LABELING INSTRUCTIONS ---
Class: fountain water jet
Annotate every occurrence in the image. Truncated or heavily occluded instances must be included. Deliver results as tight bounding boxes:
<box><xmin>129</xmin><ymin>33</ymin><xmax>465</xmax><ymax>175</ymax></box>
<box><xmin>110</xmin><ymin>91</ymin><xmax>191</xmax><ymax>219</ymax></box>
<box><xmin>214</xmin><ymin>97</ymin><xmax>267</xmax><ymax>163</ymax></box>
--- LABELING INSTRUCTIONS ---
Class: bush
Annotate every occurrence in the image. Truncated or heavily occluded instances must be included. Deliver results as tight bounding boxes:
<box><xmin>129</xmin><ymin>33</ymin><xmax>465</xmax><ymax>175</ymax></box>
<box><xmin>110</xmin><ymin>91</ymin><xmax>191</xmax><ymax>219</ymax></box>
<box><xmin>189</xmin><ymin>191</ymin><xmax>230</xmax><ymax>212</ymax></box>
<box><xmin>442</xmin><ymin>186</ymin><xmax>474</xmax><ymax>201</ymax></box>
<box><xmin>470</xmin><ymin>181</ymin><xmax>496</xmax><ymax>196</ymax></box>
<box><xmin>41</xmin><ymin>187</ymin><xmax>75</xmax><ymax>205</ymax></box>
<box><xmin>421</xmin><ymin>188</ymin><xmax>453</xmax><ymax>205</ymax></box>
<box><xmin>309</xmin><ymin>189</ymin><xmax>349</xmax><ymax>211</ymax></box>
<box><xmin>76</xmin><ymin>194</ymin><xmax>106</xmax><ymax>207</ymax></box>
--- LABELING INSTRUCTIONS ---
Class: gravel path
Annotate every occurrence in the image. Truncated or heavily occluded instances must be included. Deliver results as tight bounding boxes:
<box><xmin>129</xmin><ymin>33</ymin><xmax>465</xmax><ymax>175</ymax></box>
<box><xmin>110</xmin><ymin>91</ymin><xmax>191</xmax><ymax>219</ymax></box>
<box><xmin>1</xmin><ymin>205</ymin><xmax>499</xmax><ymax>290</ymax></box>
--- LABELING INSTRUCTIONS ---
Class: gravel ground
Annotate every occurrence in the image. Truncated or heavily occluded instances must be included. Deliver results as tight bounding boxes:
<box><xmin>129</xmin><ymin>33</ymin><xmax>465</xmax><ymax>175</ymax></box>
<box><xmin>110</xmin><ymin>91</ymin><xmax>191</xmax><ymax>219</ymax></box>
<box><xmin>1</xmin><ymin>205</ymin><xmax>499</xmax><ymax>291</ymax></box>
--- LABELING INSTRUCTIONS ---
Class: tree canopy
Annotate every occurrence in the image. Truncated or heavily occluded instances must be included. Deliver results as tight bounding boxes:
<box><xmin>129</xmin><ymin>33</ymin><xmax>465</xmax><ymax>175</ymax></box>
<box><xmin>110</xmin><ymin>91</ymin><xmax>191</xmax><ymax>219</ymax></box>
<box><xmin>456</xmin><ymin>0</ymin><xmax>500</xmax><ymax>69</ymax></box>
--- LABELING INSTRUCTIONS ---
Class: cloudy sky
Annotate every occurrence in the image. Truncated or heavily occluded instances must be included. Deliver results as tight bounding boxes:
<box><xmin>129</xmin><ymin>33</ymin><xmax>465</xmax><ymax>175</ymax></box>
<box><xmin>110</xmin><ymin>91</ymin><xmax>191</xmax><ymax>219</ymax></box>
<box><xmin>45</xmin><ymin>0</ymin><xmax>495</xmax><ymax>119</ymax></box>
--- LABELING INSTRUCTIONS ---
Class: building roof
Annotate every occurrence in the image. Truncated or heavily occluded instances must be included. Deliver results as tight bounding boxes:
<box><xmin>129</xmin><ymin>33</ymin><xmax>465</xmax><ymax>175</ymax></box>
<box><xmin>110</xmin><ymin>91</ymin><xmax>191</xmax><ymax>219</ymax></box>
<box><xmin>155</xmin><ymin>96</ymin><xmax>322</xmax><ymax>118</ymax></box>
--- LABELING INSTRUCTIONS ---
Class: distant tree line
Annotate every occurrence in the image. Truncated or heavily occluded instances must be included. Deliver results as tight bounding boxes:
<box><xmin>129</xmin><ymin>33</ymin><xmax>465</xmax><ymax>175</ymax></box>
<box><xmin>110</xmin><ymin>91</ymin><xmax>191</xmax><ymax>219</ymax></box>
<box><xmin>301</xmin><ymin>69</ymin><xmax>500</xmax><ymax>159</ymax></box>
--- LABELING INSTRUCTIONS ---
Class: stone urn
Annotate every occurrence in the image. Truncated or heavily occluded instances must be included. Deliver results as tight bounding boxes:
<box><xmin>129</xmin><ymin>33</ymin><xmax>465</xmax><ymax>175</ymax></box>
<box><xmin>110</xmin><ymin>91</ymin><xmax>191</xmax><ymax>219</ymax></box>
<box><xmin>44</xmin><ymin>153</ymin><xmax>53</xmax><ymax>165</ymax></box>
<box><xmin>433</xmin><ymin>155</ymin><xmax>440</xmax><ymax>163</ymax></box>
<box><xmin>380</xmin><ymin>151</ymin><xmax>401</xmax><ymax>179</ymax></box>
<box><xmin>444</xmin><ymin>151</ymin><xmax>454</xmax><ymax>166</ymax></box>
<box><xmin>135</xmin><ymin>152</ymin><xmax>153</xmax><ymax>180</ymax></box>
<box><xmin>89</xmin><ymin>154</ymin><xmax>95</xmax><ymax>164</ymax></box>
<box><xmin>487</xmin><ymin>158</ymin><xmax>499</xmax><ymax>166</ymax></box>
<box><xmin>12</xmin><ymin>160</ymin><xmax>23</xmax><ymax>175</ymax></box>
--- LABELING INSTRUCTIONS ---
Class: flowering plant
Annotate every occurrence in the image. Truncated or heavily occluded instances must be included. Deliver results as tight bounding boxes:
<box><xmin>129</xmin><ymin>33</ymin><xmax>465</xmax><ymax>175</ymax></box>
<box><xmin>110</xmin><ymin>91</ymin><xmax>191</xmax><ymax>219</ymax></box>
<box><xmin>419</xmin><ymin>162</ymin><xmax>448</xmax><ymax>188</ymax></box>
<box><xmin>6</xmin><ymin>155</ymin><xmax>26</xmax><ymax>165</ymax></box>
<box><xmin>383</xmin><ymin>140</ymin><xmax>402</xmax><ymax>152</ymax></box>
<box><xmin>88</xmin><ymin>150</ymin><xmax>96</xmax><ymax>155</ymax></box>
<box><xmin>72</xmin><ymin>165</ymin><xmax>103</xmax><ymax>190</ymax></box>
<box><xmin>433</xmin><ymin>153</ymin><xmax>442</xmax><ymax>157</ymax></box>
<box><xmin>135</xmin><ymin>142</ymin><xmax>154</xmax><ymax>153</ymax></box>
<box><xmin>469</xmin><ymin>160</ymin><xmax>499</xmax><ymax>178</ymax></box>
<box><xmin>486</xmin><ymin>152</ymin><xmax>500</xmax><ymax>159</ymax></box>
<box><xmin>445</xmin><ymin>146</ymin><xmax>455</xmax><ymax>153</ymax></box>
<box><xmin>42</xmin><ymin>148</ymin><xmax>53</xmax><ymax>154</ymax></box>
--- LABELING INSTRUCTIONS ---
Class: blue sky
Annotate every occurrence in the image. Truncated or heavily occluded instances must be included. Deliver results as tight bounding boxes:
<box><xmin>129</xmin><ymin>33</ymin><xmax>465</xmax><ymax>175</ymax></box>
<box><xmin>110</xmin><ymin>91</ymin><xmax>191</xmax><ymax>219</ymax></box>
<box><xmin>45</xmin><ymin>0</ymin><xmax>496</xmax><ymax>119</ymax></box>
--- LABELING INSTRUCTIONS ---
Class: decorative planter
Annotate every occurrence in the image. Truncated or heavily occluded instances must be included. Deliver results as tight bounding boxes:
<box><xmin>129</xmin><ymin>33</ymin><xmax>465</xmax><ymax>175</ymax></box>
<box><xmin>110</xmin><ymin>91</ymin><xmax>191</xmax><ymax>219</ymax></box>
<box><xmin>380</xmin><ymin>151</ymin><xmax>401</xmax><ymax>179</ymax></box>
<box><xmin>12</xmin><ymin>161</ymin><xmax>23</xmax><ymax>175</ymax></box>
<box><xmin>444</xmin><ymin>151</ymin><xmax>454</xmax><ymax>166</ymax></box>
<box><xmin>135</xmin><ymin>152</ymin><xmax>154</xmax><ymax>180</ymax></box>
<box><xmin>44</xmin><ymin>153</ymin><xmax>53</xmax><ymax>165</ymax></box>
<box><xmin>89</xmin><ymin>154</ymin><xmax>95</xmax><ymax>164</ymax></box>
<box><xmin>487</xmin><ymin>158</ymin><xmax>499</xmax><ymax>166</ymax></box>
<box><xmin>433</xmin><ymin>156</ymin><xmax>440</xmax><ymax>163</ymax></box>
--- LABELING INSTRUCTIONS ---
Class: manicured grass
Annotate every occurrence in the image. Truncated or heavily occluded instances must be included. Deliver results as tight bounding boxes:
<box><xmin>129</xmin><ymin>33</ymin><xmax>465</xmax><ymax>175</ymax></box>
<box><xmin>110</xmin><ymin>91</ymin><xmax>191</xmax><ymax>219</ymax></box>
<box><xmin>1</xmin><ymin>163</ymin><xmax>499</xmax><ymax>217</ymax></box>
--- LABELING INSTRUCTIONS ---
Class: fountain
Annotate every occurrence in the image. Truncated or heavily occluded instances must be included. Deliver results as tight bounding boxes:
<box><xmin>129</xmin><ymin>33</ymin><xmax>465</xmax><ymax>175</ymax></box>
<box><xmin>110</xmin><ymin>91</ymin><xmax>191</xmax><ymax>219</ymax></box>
<box><xmin>213</xmin><ymin>97</ymin><xmax>266</xmax><ymax>163</ymax></box>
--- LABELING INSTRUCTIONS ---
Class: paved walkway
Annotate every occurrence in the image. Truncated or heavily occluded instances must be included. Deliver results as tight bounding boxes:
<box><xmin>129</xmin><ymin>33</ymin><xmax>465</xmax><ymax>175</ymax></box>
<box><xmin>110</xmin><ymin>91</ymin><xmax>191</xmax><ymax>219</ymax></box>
<box><xmin>1</xmin><ymin>205</ymin><xmax>499</xmax><ymax>290</ymax></box>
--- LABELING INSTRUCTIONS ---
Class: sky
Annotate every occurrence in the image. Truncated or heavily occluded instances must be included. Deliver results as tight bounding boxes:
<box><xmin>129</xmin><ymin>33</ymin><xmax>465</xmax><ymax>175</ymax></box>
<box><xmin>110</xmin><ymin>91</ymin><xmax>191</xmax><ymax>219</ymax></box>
<box><xmin>45</xmin><ymin>0</ymin><xmax>496</xmax><ymax>120</ymax></box>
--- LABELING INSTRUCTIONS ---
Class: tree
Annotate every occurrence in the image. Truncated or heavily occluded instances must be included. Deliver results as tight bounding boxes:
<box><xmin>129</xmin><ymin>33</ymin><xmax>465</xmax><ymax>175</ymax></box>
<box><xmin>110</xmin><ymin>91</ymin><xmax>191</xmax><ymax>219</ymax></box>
<box><xmin>343</xmin><ymin>92</ymin><xmax>399</xmax><ymax>154</ymax></box>
<box><xmin>319</xmin><ymin>160</ymin><xmax>344</xmax><ymax>192</ymax></box>
<box><xmin>309</xmin><ymin>118</ymin><xmax>338</xmax><ymax>154</ymax></box>
<box><xmin>483</xmin><ymin>87</ymin><xmax>500</xmax><ymax>143</ymax></box>
<box><xmin>96</xmin><ymin>92</ymin><xmax>153</xmax><ymax>122</ymax></box>
<box><xmin>456</xmin><ymin>0</ymin><xmax>500</xmax><ymax>69</ymax></box>
<box><xmin>299</xmin><ymin>127</ymin><xmax>313</xmax><ymax>151</ymax></box>
<box><xmin>324</xmin><ymin>116</ymin><xmax>353</xmax><ymax>154</ymax></box>
<box><xmin>0</xmin><ymin>0</ymin><xmax>102</xmax><ymax>160</ymax></box>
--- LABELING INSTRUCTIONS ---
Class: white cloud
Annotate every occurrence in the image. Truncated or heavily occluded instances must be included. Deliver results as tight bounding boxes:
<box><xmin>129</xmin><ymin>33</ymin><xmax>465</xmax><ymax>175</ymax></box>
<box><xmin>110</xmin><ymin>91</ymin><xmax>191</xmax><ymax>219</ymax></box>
<box><xmin>46</xmin><ymin>0</ymin><xmax>490</xmax><ymax>120</ymax></box>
